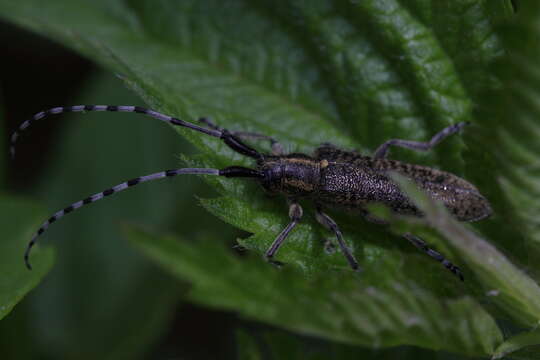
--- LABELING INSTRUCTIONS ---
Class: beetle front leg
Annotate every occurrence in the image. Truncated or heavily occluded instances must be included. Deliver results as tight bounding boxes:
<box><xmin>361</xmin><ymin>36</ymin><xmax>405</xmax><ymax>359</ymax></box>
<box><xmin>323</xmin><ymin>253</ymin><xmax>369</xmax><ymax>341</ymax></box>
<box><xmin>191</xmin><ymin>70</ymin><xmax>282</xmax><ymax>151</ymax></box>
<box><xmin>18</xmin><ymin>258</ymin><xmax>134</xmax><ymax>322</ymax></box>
<box><xmin>403</xmin><ymin>233</ymin><xmax>464</xmax><ymax>281</ymax></box>
<box><xmin>265</xmin><ymin>201</ymin><xmax>302</xmax><ymax>263</ymax></box>
<box><xmin>373</xmin><ymin>122</ymin><xmax>469</xmax><ymax>159</ymax></box>
<box><xmin>315</xmin><ymin>207</ymin><xmax>360</xmax><ymax>271</ymax></box>
<box><xmin>199</xmin><ymin>117</ymin><xmax>284</xmax><ymax>155</ymax></box>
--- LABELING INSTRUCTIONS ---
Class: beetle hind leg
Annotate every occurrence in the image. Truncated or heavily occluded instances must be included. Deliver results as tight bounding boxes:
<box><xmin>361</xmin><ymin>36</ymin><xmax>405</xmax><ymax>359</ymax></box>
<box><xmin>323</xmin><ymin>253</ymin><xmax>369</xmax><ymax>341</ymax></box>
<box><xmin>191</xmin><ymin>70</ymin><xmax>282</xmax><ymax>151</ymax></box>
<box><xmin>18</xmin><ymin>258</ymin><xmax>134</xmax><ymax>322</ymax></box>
<box><xmin>403</xmin><ymin>233</ymin><xmax>464</xmax><ymax>281</ymax></box>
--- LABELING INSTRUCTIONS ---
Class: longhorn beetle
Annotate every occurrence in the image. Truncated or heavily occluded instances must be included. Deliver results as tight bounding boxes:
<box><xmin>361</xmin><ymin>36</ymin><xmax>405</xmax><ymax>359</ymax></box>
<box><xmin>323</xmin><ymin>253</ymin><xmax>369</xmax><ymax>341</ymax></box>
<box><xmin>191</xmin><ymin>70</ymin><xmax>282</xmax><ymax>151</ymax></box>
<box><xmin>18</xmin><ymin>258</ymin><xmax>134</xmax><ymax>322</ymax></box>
<box><xmin>12</xmin><ymin>105</ymin><xmax>492</xmax><ymax>280</ymax></box>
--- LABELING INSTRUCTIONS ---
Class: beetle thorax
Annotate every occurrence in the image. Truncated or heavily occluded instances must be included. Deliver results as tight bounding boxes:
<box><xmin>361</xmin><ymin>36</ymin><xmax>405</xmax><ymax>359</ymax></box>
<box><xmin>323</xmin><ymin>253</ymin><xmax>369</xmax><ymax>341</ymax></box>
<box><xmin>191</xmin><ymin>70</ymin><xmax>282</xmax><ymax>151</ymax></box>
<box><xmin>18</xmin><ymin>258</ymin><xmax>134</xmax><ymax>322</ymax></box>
<box><xmin>259</xmin><ymin>154</ymin><xmax>322</xmax><ymax>197</ymax></box>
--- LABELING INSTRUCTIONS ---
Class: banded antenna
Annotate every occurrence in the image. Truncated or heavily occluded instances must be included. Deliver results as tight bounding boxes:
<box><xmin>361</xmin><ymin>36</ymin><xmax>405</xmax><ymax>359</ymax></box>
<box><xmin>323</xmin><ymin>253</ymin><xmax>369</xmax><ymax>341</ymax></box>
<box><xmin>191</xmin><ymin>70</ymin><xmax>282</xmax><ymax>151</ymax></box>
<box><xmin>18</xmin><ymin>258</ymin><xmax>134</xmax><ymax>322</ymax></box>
<box><xmin>10</xmin><ymin>105</ymin><xmax>263</xmax><ymax>159</ymax></box>
<box><xmin>12</xmin><ymin>105</ymin><xmax>265</xmax><ymax>269</ymax></box>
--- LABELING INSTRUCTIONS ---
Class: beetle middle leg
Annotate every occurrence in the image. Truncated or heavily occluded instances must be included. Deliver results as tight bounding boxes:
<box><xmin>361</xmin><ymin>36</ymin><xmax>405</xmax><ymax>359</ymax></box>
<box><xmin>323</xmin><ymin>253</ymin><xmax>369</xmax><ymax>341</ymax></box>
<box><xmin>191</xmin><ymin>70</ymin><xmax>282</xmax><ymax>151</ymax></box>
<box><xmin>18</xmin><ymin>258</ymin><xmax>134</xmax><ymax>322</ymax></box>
<box><xmin>403</xmin><ymin>233</ymin><xmax>464</xmax><ymax>281</ymax></box>
<box><xmin>199</xmin><ymin>117</ymin><xmax>284</xmax><ymax>155</ymax></box>
<box><xmin>265</xmin><ymin>201</ymin><xmax>303</xmax><ymax>264</ymax></box>
<box><xmin>315</xmin><ymin>206</ymin><xmax>360</xmax><ymax>271</ymax></box>
<box><xmin>373</xmin><ymin>122</ymin><xmax>469</xmax><ymax>159</ymax></box>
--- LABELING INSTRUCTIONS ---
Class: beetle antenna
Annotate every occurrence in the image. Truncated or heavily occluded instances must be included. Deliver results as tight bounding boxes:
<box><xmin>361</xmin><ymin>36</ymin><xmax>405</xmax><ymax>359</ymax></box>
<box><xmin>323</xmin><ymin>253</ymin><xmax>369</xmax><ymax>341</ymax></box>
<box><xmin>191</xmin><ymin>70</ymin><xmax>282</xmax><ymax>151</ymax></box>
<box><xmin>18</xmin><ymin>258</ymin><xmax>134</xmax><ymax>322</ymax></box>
<box><xmin>10</xmin><ymin>105</ymin><xmax>262</xmax><ymax>160</ymax></box>
<box><xmin>24</xmin><ymin>165</ymin><xmax>263</xmax><ymax>270</ymax></box>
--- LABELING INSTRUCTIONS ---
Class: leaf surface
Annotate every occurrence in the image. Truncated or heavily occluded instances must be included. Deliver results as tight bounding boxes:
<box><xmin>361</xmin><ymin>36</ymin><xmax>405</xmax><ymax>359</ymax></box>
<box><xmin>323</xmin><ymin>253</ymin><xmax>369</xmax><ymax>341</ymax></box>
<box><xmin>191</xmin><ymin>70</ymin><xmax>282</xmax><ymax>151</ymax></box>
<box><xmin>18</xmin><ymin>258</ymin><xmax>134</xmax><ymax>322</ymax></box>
<box><xmin>0</xmin><ymin>195</ymin><xmax>53</xmax><ymax>320</ymax></box>
<box><xmin>128</xmin><ymin>226</ymin><xmax>502</xmax><ymax>356</ymax></box>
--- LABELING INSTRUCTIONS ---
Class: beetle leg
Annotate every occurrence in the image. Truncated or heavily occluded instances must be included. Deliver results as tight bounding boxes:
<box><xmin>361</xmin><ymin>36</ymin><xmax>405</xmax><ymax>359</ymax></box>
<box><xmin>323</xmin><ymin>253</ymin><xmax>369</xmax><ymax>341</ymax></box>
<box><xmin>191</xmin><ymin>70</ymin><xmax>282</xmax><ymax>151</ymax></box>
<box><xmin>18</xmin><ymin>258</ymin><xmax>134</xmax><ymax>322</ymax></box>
<box><xmin>199</xmin><ymin>117</ymin><xmax>284</xmax><ymax>155</ymax></box>
<box><xmin>373</xmin><ymin>122</ymin><xmax>469</xmax><ymax>159</ymax></box>
<box><xmin>360</xmin><ymin>210</ymin><xmax>390</xmax><ymax>225</ymax></box>
<box><xmin>228</xmin><ymin>131</ymin><xmax>284</xmax><ymax>155</ymax></box>
<box><xmin>315</xmin><ymin>207</ymin><xmax>360</xmax><ymax>271</ymax></box>
<box><xmin>403</xmin><ymin>233</ymin><xmax>464</xmax><ymax>281</ymax></box>
<box><xmin>265</xmin><ymin>201</ymin><xmax>303</xmax><ymax>262</ymax></box>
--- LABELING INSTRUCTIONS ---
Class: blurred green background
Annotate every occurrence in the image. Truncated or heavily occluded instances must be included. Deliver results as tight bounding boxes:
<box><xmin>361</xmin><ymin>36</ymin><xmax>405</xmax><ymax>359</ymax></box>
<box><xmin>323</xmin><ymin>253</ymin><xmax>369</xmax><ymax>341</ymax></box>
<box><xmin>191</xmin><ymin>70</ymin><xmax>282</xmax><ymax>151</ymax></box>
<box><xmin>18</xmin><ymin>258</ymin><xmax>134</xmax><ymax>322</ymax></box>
<box><xmin>0</xmin><ymin>20</ymin><xmax>243</xmax><ymax>359</ymax></box>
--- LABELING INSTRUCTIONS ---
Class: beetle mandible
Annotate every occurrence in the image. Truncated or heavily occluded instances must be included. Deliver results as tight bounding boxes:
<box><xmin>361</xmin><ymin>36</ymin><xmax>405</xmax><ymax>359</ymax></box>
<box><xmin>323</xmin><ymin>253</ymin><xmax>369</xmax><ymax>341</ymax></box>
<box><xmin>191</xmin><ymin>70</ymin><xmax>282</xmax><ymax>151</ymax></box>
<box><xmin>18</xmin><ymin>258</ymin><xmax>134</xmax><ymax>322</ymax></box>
<box><xmin>12</xmin><ymin>105</ymin><xmax>492</xmax><ymax>280</ymax></box>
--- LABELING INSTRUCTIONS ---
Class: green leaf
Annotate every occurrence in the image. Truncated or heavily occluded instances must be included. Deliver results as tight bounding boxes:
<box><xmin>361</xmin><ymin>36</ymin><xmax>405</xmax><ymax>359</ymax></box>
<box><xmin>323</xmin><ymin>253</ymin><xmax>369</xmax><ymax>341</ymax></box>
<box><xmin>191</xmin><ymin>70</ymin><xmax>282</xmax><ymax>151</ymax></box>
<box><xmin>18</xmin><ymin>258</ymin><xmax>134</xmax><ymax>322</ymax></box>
<box><xmin>462</xmin><ymin>1</ymin><xmax>540</xmax><ymax>279</ymax></box>
<box><xmin>391</xmin><ymin>173</ymin><xmax>540</xmax><ymax>327</ymax></box>
<box><xmin>127</xmin><ymin>226</ymin><xmax>502</xmax><ymax>357</ymax></box>
<box><xmin>488</xmin><ymin>3</ymin><xmax>540</xmax><ymax>247</ymax></box>
<box><xmin>0</xmin><ymin>195</ymin><xmax>53</xmax><ymax>320</ymax></box>
<box><xmin>492</xmin><ymin>329</ymin><xmax>540</xmax><ymax>360</ymax></box>
<box><xmin>0</xmin><ymin>0</ymin><xmax>531</xmax><ymax>357</ymax></box>
<box><xmin>387</xmin><ymin>0</ymin><xmax>540</xmax><ymax>332</ymax></box>
<box><xmin>236</xmin><ymin>328</ymin><xmax>457</xmax><ymax>360</ymax></box>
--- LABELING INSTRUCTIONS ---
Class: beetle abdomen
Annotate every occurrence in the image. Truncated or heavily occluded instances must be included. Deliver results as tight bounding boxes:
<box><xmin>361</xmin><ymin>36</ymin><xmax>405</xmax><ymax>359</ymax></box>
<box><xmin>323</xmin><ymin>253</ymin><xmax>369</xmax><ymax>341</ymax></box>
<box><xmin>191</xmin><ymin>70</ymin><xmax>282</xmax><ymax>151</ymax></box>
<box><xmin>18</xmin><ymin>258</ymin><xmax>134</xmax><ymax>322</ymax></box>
<box><xmin>317</xmin><ymin>161</ymin><xmax>491</xmax><ymax>222</ymax></box>
<box><xmin>354</xmin><ymin>155</ymin><xmax>492</xmax><ymax>222</ymax></box>
<box><xmin>382</xmin><ymin>160</ymin><xmax>492</xmax><ymax>222</ymax></box>
<box><xmin>422</xmin><ymin>182</ymin><xmax>492</xmax><ymax>222</ymax></box>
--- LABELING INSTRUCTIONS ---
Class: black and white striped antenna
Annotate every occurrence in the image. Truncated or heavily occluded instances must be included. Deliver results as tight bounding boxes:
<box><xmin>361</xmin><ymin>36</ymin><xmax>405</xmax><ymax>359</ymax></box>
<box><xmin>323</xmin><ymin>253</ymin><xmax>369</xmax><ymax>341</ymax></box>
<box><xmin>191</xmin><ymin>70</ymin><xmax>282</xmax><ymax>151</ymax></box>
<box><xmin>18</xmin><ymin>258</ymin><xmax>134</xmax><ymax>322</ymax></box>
<box><xmin>12</xmin><ymin>105</ymin><xmax>265</xmax><ymax>269</ymax></box>
<box><xmin>10</xmin><ymin>105</ymin><xmax>225</xmax><ymax>159</ymax></box>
